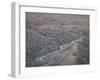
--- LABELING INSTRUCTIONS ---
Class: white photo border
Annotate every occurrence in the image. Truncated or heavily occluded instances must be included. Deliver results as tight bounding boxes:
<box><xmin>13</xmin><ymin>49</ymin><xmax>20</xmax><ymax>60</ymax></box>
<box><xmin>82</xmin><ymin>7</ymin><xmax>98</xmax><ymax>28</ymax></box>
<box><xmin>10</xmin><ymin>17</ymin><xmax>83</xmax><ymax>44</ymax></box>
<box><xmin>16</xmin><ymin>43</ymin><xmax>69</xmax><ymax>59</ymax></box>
<box><xmin>11</xmin><ymin>2</ymin><xmax>96</xmax><ymax>78</ymax></box>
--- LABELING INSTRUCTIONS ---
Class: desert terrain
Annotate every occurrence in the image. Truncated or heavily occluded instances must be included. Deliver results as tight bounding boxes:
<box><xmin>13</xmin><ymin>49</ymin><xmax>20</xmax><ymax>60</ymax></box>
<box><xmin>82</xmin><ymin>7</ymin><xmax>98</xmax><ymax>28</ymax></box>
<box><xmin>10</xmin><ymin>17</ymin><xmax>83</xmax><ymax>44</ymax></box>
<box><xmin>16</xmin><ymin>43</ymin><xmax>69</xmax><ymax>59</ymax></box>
<box><xmin>26</xmin><ymin>12</ymin><xmax>89</xmax><ymax>67</ymax></box>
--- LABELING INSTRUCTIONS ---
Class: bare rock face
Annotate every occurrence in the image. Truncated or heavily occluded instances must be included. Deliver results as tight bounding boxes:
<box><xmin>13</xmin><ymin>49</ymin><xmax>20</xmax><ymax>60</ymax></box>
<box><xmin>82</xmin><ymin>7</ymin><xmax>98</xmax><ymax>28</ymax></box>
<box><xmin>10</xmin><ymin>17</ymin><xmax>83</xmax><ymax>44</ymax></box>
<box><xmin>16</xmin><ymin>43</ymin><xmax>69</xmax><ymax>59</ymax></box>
<box><xmin>75</xmin><ymin>38</ymin><xmax>89</xmax><ymax>64</ymax></box>
<box><xmin>34</xmin><ymin>39</ymin><xmax>81</xmax><ymax>66</ymax></box>
<box><xmin>26</xmin><ymin>26</ymin><xmax>89</xmax><ymax>67</ymax></box>
<box><xmin>26</xmin><ymin>12</ymin><xmax>89</xmax><ymax>67</ymax></box>
<box><xmin>33</xmin><ymin>38</ymin><xmax>89</xmax><ymax>66</ymax></box>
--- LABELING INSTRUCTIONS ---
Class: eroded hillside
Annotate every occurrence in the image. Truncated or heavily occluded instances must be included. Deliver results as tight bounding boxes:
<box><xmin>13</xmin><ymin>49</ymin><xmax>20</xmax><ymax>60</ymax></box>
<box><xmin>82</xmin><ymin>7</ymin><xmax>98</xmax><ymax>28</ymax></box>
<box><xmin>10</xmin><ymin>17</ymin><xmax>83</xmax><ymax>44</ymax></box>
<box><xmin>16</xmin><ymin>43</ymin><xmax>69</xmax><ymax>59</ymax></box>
<box><xmin>26</xmin><ymin>12</ymin><xmax>89</xmax><ymax>67</ymax></box>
